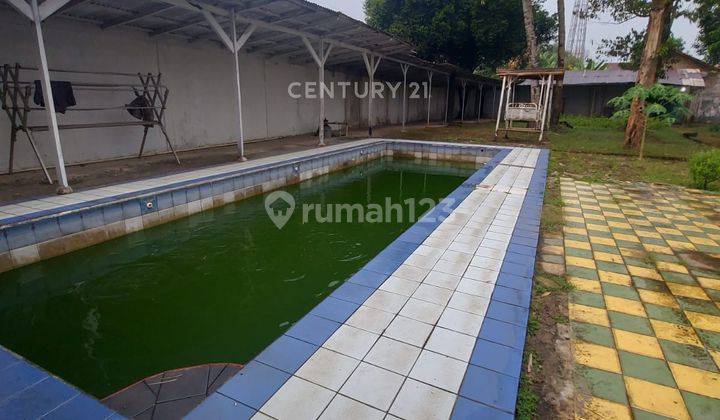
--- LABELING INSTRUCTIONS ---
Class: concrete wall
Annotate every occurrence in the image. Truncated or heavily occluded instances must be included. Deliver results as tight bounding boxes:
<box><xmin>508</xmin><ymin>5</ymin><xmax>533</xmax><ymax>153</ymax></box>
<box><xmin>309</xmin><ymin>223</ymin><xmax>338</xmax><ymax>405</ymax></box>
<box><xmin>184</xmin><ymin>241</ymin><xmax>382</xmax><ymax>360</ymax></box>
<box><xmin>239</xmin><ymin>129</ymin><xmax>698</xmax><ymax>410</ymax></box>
<box><xmin>0</xmin><ymin>10</ymin><xmax>454</xmax><ymax>173</ymax></box>
<box><xmin>561</xmin><ymin>84</ymin><xmax>629</xmax><ymax>117</ymax></box>
<box><xmin>693</xmin><ymin>71</ymin><xmax>720</xmax><ymax>122</ymax></box>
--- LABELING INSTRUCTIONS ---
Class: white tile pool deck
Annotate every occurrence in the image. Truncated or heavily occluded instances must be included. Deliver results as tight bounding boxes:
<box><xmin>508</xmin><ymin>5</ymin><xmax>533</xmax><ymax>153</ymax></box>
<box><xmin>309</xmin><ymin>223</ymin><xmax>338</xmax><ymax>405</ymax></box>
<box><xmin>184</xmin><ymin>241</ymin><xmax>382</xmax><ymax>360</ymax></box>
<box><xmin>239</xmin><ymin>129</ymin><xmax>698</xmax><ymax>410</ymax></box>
<box><xmin>0</xmin><ymin>140</ymin><xmax>548</xmax><ymax>419</ymax></box>
<box><xmin>187</xmin><ymin>145</ymin><xmax>548</xmax><ymax>420</ymax></box>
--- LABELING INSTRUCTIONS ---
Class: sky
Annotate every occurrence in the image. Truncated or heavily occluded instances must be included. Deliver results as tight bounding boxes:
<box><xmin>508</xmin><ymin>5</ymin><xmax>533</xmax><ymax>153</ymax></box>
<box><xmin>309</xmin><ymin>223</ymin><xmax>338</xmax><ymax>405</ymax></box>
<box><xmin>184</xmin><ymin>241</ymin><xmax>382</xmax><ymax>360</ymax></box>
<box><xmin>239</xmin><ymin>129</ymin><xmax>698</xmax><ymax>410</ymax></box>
<box><xmin>309</xmin><ymin>0</ymin><xmax>701</xmax><ymax>60</ymax></box>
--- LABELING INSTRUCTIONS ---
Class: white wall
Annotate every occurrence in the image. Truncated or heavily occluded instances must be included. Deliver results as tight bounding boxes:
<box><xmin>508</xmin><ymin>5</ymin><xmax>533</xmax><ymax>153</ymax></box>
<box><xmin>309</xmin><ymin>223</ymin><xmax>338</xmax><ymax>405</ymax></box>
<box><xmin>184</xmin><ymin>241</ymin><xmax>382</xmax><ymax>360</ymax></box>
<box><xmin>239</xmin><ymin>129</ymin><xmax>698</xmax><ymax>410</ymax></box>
<box><xmin>0</xmin><ymin>11</ymin><xmax>450</xmax><ymax>173</ymax></box>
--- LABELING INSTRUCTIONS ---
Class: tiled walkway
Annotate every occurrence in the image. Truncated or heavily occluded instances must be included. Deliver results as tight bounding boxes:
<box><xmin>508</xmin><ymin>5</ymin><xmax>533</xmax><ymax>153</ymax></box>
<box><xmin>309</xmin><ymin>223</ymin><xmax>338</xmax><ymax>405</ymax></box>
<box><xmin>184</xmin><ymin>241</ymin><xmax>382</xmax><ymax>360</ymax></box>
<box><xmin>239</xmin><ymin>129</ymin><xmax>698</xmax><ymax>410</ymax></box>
<box><xmin>558</xmin><ymin>179</ymin><xmax>720</xmax><ymax>419</ymax></box>
<box><xmin>188</xmin><ymin>148</ymin><xmax>548</xmax><ymax>419</ymax></box>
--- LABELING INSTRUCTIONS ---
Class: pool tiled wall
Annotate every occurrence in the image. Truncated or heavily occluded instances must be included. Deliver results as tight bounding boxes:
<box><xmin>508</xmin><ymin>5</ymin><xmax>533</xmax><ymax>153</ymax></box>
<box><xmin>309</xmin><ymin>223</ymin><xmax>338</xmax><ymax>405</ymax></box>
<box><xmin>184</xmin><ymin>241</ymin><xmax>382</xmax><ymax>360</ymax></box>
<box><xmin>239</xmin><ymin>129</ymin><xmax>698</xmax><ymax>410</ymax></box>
<box><xmin>0</xmin><ymin>141</ymin><xmax>498</xmax><ymax>274</ymax></box>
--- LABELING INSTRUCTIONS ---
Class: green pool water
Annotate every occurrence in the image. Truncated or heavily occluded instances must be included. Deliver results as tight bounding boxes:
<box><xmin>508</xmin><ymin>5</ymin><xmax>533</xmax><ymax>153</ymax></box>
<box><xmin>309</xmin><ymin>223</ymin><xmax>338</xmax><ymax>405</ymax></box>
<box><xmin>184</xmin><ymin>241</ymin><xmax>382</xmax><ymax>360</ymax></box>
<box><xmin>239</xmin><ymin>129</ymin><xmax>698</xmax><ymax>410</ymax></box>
<box><xmin>0</xmin><ymin>157</ymin><xmax>476</xmax><ymax>397</ymax></box>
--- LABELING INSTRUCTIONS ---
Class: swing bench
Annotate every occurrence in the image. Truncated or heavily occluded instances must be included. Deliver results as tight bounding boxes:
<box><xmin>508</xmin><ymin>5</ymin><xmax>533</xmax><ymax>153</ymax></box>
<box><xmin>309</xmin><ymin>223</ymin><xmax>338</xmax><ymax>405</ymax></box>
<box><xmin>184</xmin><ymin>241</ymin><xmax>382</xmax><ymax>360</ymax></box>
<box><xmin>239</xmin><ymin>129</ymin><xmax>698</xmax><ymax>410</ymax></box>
<box><xmin>493</xmin><ymin>68</ymin><xmax>564</xmax><ymax>142</ymax></box>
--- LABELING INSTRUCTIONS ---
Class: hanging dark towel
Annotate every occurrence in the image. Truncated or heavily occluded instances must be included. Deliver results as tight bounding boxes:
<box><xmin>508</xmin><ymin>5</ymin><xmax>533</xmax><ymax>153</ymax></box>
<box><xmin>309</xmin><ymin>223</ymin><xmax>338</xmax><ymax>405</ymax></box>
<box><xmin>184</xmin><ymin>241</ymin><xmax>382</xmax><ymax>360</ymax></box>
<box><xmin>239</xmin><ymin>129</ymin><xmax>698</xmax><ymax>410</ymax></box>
<box><xmin>126</xmin><ymin>96</ymin><xmax>154</xmax><ymax>122</ymax></box>
<box><xmin>33</xmin><ymin>80</ymin><xmax>76</xmax><ymax>113</ymax></box>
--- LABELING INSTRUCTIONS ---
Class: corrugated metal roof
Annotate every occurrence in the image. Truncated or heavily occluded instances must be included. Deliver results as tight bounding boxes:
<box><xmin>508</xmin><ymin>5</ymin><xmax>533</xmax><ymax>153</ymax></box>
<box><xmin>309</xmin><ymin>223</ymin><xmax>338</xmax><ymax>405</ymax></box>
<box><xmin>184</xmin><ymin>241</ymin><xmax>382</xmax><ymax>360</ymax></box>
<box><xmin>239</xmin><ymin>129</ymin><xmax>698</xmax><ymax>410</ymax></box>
<box><xmin>3</xmin><ymin>0</ymin><xmax>496</xmax><ymax>84</ymax></box>
<box><xmin>563</xmin><ymin>69</ymin><xmax>705</xmax><ymax>87</ymax></box>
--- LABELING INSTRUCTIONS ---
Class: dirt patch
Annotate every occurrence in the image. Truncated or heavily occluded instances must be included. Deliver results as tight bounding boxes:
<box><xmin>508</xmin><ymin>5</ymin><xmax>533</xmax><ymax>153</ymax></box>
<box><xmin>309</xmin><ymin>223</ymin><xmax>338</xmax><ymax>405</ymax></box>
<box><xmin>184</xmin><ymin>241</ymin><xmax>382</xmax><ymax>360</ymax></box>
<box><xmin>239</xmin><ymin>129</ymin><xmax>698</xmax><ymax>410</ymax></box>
<box><xmin>525</xmin><ymin>277</ymin><xmax>575</xmax><ymax>419</ymax></box>
<box><xmin>705</xmin><ymin>212</ymin><xmax>720</xmax><ymax>224</ymax></box>
<box><xmin>680</xmin><ymin>251</ymin><xmax>720</xmax><ymax>272</ymax></box>
<box><xmin>622</xmin><ymin>185</ymin><xmax>657</xmax><ymax>200</ymax></box>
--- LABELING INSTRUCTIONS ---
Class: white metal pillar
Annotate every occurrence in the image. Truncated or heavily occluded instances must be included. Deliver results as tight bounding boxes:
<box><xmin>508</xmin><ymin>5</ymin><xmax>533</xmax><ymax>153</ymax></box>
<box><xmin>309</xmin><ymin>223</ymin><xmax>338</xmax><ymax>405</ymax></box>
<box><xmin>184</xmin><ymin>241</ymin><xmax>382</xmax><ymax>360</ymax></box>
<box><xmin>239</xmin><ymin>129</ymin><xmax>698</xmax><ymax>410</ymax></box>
<box><xmin>444</xmin><ymin>75</ymin><xmax>450</xmax><ymax>125</ymax></box>
<box><xmin>204</xmin><ymin>7</ymin><xmax>256</xmax><ymax>160</ymax></box>
<box><xmin>546</xmin><ymin>76</ymin><xmax>555</xmax><ymax>127</ymax></box>
<box><xmin>25</xmin><ymin>0</ymin><xmax>73</xmax><ymax>193</ymax></box>
<box><xmin>539</xmin><ymin>75</ymin><xmax>553</xmax><ymax>142</ymax></box>
<box><xmin>303</xmin><ymin>37</ymin><xmax>333</xmax><ymax>146</ymax></box>
<box><xmin>400</xmin><ymin>63</ymin><xmax>409</xmax><ymax>131</ymax></box>
<box><xmin>493</xmin><ymin>76</ymin><xmax>507</xmax><ymax>140</ymax></box>
<box><xmin>363</xmin><ymin>53</ymin><xmax>380</xmax><ymax>136</ymax></box>
<box><xmin>230</xmin><ymin>11</ymin><xmax>245</xmax><ymax>159</ymax></box>
<box><xmin>477</xmin><ymin>84</ymin><xmax>484</xmax><ymax>122</ymax></box>
<box><xmin>460</xmin><ymin>80</ymin><xmax>467</xmax><ymax>123</ymax></box>
<box><xmin>426</xmin><ymin>70</ymin><xmax>433</xmax><ymax>126</ymax></box>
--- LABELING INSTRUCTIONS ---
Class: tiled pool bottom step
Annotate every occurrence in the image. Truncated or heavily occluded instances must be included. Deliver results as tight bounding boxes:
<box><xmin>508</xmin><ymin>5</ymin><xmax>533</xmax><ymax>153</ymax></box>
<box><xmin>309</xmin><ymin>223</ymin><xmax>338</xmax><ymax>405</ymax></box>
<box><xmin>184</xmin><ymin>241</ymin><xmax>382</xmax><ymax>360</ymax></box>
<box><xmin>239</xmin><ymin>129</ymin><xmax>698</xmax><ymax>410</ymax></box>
<box><xmin>0</xmin><ymin>140</ymin><xmax>496</xmax><ymax>274</ymax></box>
<box><xmin>102</xmin><ymin>363</ymin><xmax>243</xmax><ymax>419</ymax></box>
<box><xmin>188</xmin><ymin>148</ymin><xmax>549</xmax><ymax>419</ymax></box>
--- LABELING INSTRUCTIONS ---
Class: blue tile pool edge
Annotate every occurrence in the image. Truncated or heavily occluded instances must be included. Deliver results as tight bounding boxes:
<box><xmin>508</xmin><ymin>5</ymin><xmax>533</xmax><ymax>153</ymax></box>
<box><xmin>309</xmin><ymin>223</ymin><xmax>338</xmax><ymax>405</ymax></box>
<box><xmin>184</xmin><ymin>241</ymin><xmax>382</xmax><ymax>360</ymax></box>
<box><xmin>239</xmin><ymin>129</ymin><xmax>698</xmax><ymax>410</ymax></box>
<box><xmin>187</xmin><ymin>146</ymin><xmax>532</xmax><ymax>419</ymax></box>
<box><xmin>456</xmin><ymin>149</ymin><xmax>549</xmax><ymax>416</ymax></box>
<box><xmin>0</xmin><ymin>345</ymin><xmax>121</xmax><ymax>419</ymax></box>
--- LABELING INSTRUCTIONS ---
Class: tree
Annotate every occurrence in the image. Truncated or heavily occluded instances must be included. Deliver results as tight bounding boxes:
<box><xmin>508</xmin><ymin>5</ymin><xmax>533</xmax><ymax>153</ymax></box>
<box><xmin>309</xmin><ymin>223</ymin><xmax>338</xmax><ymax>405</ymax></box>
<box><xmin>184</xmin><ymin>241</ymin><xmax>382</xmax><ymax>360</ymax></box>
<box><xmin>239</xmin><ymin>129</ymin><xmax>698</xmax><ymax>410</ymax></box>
<box><xmin>521</xmin><ymin>0</ymin><xmax>541</xmax><ymax>104</ymax></box>
<box><xmin>364</xmin><ymin>0</ymin><xmax>556</xmax><ymax>72</ymax></box>
<box><xmin>599</xmin><ymin>30</ymin><xmax>684</xmax><ymax>72</ymax></box>
<box><xmin>539</xmin><ymin>45</ymin><xmax>607</xmax><ymax>69</ymax></box>
<box><xmin>590</xmin><ymin>0</ymin><xmax>719</xmax><ymax>65</ymax></box>
<box><xmin>609</xmin><ymin>84</ymin><xmax>693</xmax><ymax>126</ymax></box>
<box><xmin>609</xmin><ymin>84</ymin><xmax>692</xmax><ymax>158</ymax></box>
<box><xmin>694</xmin><ymin>0</ymin><xmax>720</xmax><ymax>64</ymax></box>
<box><xmin>550</xmin><ymin>0</ymin><xmax>566</xmax><ymax>128</ymax></box>
<box><xmin>589</xmin><ymin>0</ymin><xmax>680</xmax><ymax>76</ymax></box>
<box><xmin>623</xmin><ymin>0</ymin><xmax>674</xmax><ymax>149</ymax></box>
<box><xmin>521</xmin><ymin>0</ymin><xmax>540</xmax><ymax>68</ymax></box>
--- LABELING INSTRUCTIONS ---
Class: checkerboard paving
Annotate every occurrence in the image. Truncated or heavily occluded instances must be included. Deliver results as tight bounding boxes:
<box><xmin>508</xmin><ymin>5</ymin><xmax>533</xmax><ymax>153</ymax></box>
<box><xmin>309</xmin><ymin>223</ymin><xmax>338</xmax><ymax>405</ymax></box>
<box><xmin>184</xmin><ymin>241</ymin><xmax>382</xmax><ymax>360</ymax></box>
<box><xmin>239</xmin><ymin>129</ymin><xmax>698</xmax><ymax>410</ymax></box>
<box><xmin>187</xmin><ymin>147</ymin><xmax>548</xmax><ymax>419</ymax></box>
<box><xmin>560</xmin><ymin>179</ymin><xmax>720</xmax><ymax>419</ymax></box>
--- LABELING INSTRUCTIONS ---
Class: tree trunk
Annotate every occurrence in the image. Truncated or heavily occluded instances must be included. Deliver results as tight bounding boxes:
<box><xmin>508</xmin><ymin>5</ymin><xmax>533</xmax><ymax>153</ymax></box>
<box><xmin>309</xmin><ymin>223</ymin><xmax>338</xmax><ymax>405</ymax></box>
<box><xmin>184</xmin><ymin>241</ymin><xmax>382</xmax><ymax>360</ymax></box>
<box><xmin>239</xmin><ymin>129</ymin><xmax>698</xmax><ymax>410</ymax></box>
<box><xmin>521</xmin><ymin>0</ymin><xmax>540</xmax><ymax>103</ymax></box>
<box><xmin>550</xmin><ymin>0</ymin><xmax>566</xmax><ymax>128</ymax></box>
<box><xmin>521</xmin><ymin>0</ymin><xmax>539</xmax><ymax>67</ymax></box>
<box><xmin>624</xmin><ymin>0</ymin><xmax>673</xmax><ymax>148</ymax></box>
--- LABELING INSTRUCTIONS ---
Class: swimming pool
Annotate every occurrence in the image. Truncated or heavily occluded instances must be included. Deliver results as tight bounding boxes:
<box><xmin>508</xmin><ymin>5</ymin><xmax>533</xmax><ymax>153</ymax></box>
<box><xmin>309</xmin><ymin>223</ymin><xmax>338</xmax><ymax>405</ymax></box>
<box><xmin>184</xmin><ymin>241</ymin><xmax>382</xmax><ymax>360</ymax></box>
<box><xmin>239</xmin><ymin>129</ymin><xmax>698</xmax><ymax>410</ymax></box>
<box><xmin>0</xmin><ymin>157</ymin><xmax>478</xmax><ymax>397</ymax></box>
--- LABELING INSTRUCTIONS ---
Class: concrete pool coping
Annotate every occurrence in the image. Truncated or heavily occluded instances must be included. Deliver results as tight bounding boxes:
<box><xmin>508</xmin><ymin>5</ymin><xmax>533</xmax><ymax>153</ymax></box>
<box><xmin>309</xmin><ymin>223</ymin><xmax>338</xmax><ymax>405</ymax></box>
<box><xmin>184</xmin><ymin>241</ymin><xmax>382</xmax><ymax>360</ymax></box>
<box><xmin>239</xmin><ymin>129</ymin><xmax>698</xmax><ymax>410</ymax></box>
<box><xmin>0</xmin><ymin>140</ymin><xmax>548</xmax><ymax>419</ymax></box>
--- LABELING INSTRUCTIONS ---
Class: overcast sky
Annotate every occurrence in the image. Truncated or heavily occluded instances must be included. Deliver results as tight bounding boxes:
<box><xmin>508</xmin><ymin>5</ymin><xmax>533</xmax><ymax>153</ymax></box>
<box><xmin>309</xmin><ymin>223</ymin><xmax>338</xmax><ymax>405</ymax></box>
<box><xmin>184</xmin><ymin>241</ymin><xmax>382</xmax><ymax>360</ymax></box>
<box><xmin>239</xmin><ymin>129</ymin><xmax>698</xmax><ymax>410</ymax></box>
<box><xmin>309</xmin><ymin>0</ymin><xmax>701</xmax><ymax>60</ymax></box>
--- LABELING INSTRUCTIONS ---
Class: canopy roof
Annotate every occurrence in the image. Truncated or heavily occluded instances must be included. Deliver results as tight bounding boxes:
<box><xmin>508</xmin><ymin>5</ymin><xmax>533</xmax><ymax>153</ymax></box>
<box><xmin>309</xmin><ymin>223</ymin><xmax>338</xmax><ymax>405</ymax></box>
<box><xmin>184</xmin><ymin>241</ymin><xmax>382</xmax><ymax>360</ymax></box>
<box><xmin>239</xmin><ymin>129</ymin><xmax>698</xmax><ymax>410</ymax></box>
<box><xmin>7</xmin><ymin>0</ymin><xmax>497</xmax><ymax>84</ymax></box>
<box><xmin>497</xmin><ymin>68</ymin><xmax>565</xmax><ymax>79</ymax></box>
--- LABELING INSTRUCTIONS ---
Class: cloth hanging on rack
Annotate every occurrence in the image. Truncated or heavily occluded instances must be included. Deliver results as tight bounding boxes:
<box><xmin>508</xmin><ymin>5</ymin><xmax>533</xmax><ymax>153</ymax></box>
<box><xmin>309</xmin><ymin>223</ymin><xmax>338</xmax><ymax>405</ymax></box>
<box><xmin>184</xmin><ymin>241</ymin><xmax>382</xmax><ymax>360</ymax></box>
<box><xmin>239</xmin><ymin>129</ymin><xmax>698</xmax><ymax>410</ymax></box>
<box><xmin>126</xmin><ymin>96</ymin><xmax>154</xmax><ymax>122</ymax></box>
<box><xmin>33</xmin><ymin>80</ymin><xmax>76</xmax><ymax>113</ymax></box>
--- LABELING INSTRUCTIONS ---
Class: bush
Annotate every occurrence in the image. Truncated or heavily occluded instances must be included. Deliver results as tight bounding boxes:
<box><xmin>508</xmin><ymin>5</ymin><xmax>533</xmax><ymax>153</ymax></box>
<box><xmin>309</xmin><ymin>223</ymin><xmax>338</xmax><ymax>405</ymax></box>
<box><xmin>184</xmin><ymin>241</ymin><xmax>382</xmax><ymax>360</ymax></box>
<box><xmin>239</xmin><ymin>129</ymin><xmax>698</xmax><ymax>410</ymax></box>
<box><xmin>689</xmin><ymin>150</ymin><xmax>720</xmax><ymax>189</ymax></box>
<box><xmin>608</xmin><ymin>84</ymin><xmax>693</xmax><ymax>126</ymax></box>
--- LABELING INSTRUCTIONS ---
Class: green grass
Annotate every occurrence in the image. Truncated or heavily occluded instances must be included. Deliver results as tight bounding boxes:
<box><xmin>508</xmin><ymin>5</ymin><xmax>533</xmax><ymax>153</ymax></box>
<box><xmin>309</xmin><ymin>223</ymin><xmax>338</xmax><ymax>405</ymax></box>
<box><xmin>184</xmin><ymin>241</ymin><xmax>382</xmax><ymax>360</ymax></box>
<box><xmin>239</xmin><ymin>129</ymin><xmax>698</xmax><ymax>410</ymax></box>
<box><xmin>549</xmin><ymin>116</ymin><xmax>720</xmax><ymax>160</ymax></box>
<box><xmin>378</xmin><ymin>116</ymin><xmax>720</xmax><ymax>189</ymax></box>
<box><xmin>516</xmin><ymin>357</ymin><xmax>540</xmax><ymax>420</ymax></box>
<box><xmin>527</xmin><ymin>316</ymin><xmax>540</xmax><ymax>336</ymax></box>
<box><xmin>549</xmin><ymin>150</ymin><xmax>690</xmax><ymax>185</ymax></box>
